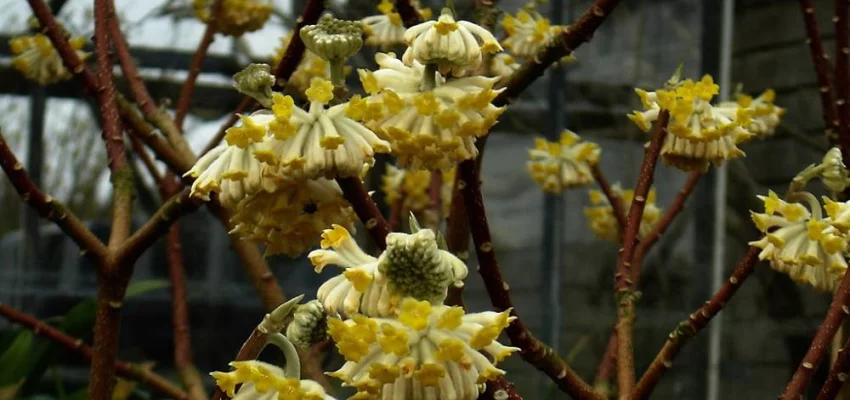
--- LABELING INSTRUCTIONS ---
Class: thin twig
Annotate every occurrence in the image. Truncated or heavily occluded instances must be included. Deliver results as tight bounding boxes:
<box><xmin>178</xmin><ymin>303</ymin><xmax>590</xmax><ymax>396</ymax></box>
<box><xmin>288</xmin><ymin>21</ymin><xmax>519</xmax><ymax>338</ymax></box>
<box><xmin>780</xmin><ymin>258</ymin><xmax>850</xmax><ymax>397</ymax></box>
<box><xmin>26</xmin><ymin>0</ymin><xmax>98</xmax><ymax>91</ymax></box>
<box><xmin>798</xmin><ymin>0</ymin><xmax>840</xmax><ymax>140</ymax></box>
<box><xmin>493</xmin><ymin>0</ymin><xmax>622</xmax><ymax>107</ymax></box>
<box><xmin>818</xmin><ymin>329</ymin><xmax>850</xmax><ymax>400</ymax></box>
<box><xmin>129</xmin><ymin>135</ymin><xmax>163</xmax><ymax>183</ymax></box>
<box><xmin>115</xmin><ymin>188</ymin><xmax>201</xmax><ymax>263</ymax></box>
<box><xmin>336</xmin><ymin>177</ymin><xmax>391</xmax><ymax>249</ymax></box>
<box><xmin>614</xmin><ymin>111</ymin><xmax>669</xmax><ymax>397</ymax></box>
<box><xmin>0</xmin><ymin>303</ymin><xmax>189</xmax><ymax>400</ymax></box>
<box><xmin>117</xmin><ymin>95</ymin><xmax>195</xmax><ymax>175</ymax></box>
<box><xmin>632</xmin><ymin>246</ymin><xmax>761</xmax><ymax>399</ymax></box>
<box><xmin>631</xmin><ymin>171</ymin><xmax>702</xmax><ymax>283</ymax></box>
<box><xmin>174</xmin><ymin>0</ymin><xmax>224</xmax><ymax>128</ymax></box>
<box><xmin>593</xmin><ymin>331</ymin><xmax>618</xmax><ymax>396</ymax></box>
<box><xmin>835</xmin><ymin>0</ymin><xmax>850</xmax><ymax>152</ymax></box>
<box><xmin>458</xmin><ymin>159</ymin><xmax>601</xmax><ymax>399</ymax></box>
<box><xmin>590</xmin><ymin>164</ymin><xmax>627</xmax><ymax>234</ymax></box>
<box><xmin>0</xmin><ymin>129</ymin><xmax>108</xmax><ymax>262</ymax></box>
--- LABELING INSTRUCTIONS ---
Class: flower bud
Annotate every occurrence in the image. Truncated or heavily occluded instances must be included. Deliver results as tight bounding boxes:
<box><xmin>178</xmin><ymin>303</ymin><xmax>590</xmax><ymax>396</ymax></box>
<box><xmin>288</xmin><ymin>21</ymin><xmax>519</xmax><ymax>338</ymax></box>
<box><xmin>300</xmin><ymin>15</ymin><xmax>364</xmax><ymax>62</ymax></box>
<box><xmin>285</xmin><ymin>300</ymin><xmax>328</xmax><ymax>349</ymax></box>
<box><xmin>821</xmin><ymin>147</ymin><xmax>849</xmax><ymax>193</ymax></box>
<box><xmin>232</xmin><ymin>63</ymin><xmax>276</xmax><ymax>107</ymax></box>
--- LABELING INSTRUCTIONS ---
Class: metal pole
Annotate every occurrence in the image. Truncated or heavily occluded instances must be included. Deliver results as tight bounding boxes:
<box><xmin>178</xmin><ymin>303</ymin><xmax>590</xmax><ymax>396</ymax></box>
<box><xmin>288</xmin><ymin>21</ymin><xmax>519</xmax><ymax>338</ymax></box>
<box><xmin>707</xmin><ymin>0</ymin><xmax>735</xmax><ymax>399</ymax></box>
<box><xmin>542</xmin><ymin>0</ymin><xmax>567</xmax><ymax>354</ymax></box>
<box><xmin>18</xmin><ymin>85</ymin><xmax>46</xmax><ymax>308</ymax></box>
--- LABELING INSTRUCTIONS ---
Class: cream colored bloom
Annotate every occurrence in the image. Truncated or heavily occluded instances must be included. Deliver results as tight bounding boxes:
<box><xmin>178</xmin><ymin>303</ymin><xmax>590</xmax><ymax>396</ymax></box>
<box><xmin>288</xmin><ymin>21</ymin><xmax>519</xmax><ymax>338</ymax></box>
<box><xmin>255</xmin><ymin>78</ymin><xmax>391</xmax><ymax>180</ymax></box>
<box><xmin>491</xmin><ymin>53</ymin><xmax>520</xmax><ymax>84</ymax></box>
<box><xmin>403</xmin><ymin>8</ymin><xmax>502</xmax><ymax>75</ymax></box>
<box><xmin>358</xmin><ymin>53</ymin><xmax>505</xmax><ymax>170</ymax></box>
<box><xmin>363</xmin><ymin>0</ymin><xmax>406</xmax><ymax>47</ymax></box>
<box><xmin>527</xmin><ymin>130</ymin><xmax>601</xmax><ymax>194</ymax></box>
<box><xmin>750</xmin><ymin>191</ymin><xmax>848</xmax><ymax>292</ymax></box>
<box><xmin>327</xmin><ymin>300</ymin><xmax>519</xmax><ymax>400</ymax></box>
<box><xmin>193</xmin><ymin>0</ymin><xmax>272</xmax><ymax>36</ymax></box>
<box><xmin>309</xmin><ymin>225</ymin><xmax>467</xmax><ymax>318</ymax></box>
<box><xmin>584</xmin><ymin>184</ymin><xmax>662</xmax><ymax>243</ymax></box>
<box><xmin>382</xmin><ymin>165</ymin><xmax>455</xmax><ymax>217</ymax></box>
<box><xmin>628</xmin><ymin>75</ymin><xmax>753</xmax><ymax>172</ymax></box>
<box><xmin>229</xmin><ymin>178</ymin><xmax>357</xmax><ymax>257</ymax></box>
<box><xmin>500</xmin><ymin>9</ymin><xmax>562</xmax><ymax>58</ymax></box>
<box><xmin>10</xmin><ymin>34</ymin><xmax>89</xmax><ymax>85</ymax></box>
<box><xmin>720</xmin><ymin>89</ymin><xmax>785</xmax><ymax>139</ymax></box>
<box><xmin>211</xmin><ymin>361</ymin><xmax>330</xmax><ymax>400</ymax></box>
<box><xmin>185</xmin><ymin>114</ymin><xmax>269</xmax><ymax>207</ymax></box>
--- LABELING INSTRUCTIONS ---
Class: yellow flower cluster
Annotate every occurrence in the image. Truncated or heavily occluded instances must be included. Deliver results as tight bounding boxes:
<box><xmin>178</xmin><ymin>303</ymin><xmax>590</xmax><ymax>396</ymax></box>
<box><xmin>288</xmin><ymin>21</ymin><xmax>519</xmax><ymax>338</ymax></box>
<box><xmin>382</xmin><ymin>165</ymin><xmax>455</xmax><ymax>217</ymax></box>
<box><xmin>362</xmin><ymin>0</ymin><xmax>432</xmax><ymax>48</ymax></box>
<box><xmin>750</xmin><ymin>191</ymin><xmax>849</xmax><ymax>292</ymax></box>
<box><xmin>10</xmin><ymin>34</ymin><xmax>89</xmax><ymax>85</ymax></box>
<box><xmin>584</xmin><ymin>184</ymin><xmax>662</xmax><ymax>243</ymax></box>
<box><xmin>211</xmin><ymin>360</ymin><xmax>328</xmax><ymax>400</ymax></box>
<box><xmin>501</xmin><ymin>9</ymin><xmax>563</xmax><ymax>58</ymax></box>
<box><xmin>193</xmin><ymin>0</ymin><xmax>272</xmax><ymax>37</ymax></box>
<box><xmin>403</xmin><ymin>8</ymin><xmax>502</xmax><ymax>75</ymax></box>
<box><xmin>358</xmin><ymin>53</ymin><xmax>505</xmax><ymax>170</ymax></box>
<box><xmin>327</xmin><ymin>299</ymin><xmax>518</xmax><ymax>400</ymax></box>
<box><xmin>527</xmin><ymin>130</ymin><xmax>601</xmax><ymax>194</ymax></box>
<box><xmin>628</xmin><ymin>75</ymin><xmax>783</xmax><ymax>172</ymax></box>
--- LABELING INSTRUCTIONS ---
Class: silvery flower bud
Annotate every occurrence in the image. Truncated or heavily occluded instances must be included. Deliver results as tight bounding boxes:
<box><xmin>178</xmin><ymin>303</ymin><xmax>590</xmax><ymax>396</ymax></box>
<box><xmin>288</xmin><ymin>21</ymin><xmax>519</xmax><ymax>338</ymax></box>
<box><xmin>285</xmin><ymin>300</ymin><xmax>328</xmax><ymax>349</ymax></box>
<box><xmin>300</xmin><ymin>15</ymin><xmax>364</xmax><ymax>62</ymax></box>
<box><xmin>821</xmin><ymin>147</ymin><xmax>849</xmax><ymax>193</ymax></box>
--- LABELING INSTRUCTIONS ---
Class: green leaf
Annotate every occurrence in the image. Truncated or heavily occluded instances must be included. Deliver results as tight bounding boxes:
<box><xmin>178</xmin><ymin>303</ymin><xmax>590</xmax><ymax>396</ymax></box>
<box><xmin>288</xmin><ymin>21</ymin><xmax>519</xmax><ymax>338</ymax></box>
<box><xmin>124</xmin><ymin>280</ymin><xmax>170</xmax><ymax>299</ymax></box>
<box><xmin>0</xmin><ymin>330</ymin><xmax>34</xmax><ymax>385</ymax></box>
<box><xmin>408</xmin><ymin>212</ymin><xmax>422</xmax><ymax>233</ymax></box>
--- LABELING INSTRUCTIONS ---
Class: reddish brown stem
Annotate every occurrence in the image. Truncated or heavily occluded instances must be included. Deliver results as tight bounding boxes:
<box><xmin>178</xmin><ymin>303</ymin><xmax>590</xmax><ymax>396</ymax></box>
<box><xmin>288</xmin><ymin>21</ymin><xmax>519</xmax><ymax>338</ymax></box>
<box><xmin>117</xmin><ymin>95</ymin><xmax>194</xmax><ymax>175</ymax></box>
<box><xmin>479</xmin><ymin>376</ymin><xmax>523</xmax><ymax>400</ymax></box>
<box><xmin>818</xmin><ymin>331</ymin><xmax>850</xmax><ymax>399</ymax></box>
<box><xmin>798</xmin><ymin>0</ymin><xmax>840</xmax><ymax>139</ymax></box>
<box><xmin>272</xmin><ymin>0</ymin><xmax>326</xmax><ymax>90</ymax></box>
<box><xmin>445</xmin><ymin>163</ymin><xmax>471</xmax><ymax>309</ymax></box>
<box><xmin>394</xmin><ymin>0</ymin><xmax>423</xmax><ymax>28</ymax></box>
<box><xmin>0</xmin><ymin>303</ymin><xmax>188</xmax><ymax>400</ymax></box>
<box><xmin>590</xmin><ymin>164</ymin><xmax>626</xmax><ymax>234</ymax></box>
<box><xmin>0</xmin><ymin>129</ymin><xmax>107</xmax><ymax>262</ymax></box>
<box><xmin>594</xmin><ymin>331</ymin><xmax>618</xmax><ymax>394</ymax></box>
<box><xmin>336</xmin><ymin>177</ymin><xmax>391</xmax><ymax>249</ymax></box>
<box><xmin>780</xmin><ymin>257</ymin><xmax>850</xmax><ymax>397</ymax></box>
<box><xmin>388</xmin><ymin>196</ymin><xmax>405</xmax><ymax>231</ymax></box>
<box><xmin>493</xmin><ymin>0</ymin><xmax>622</xmax><ymax>107</ymax></box>
<box><xmin>174</xmin><ymin>0</ymin><xmax>224</xmax><ymax>128</ymax></box>
<box><xmin>631</xmin><ymin>171</ymin><xmax>702</xmax><ymax>284</ymax></box>
<box><xmin>92</xmin><ymin>0</ymin><xmax>127</xmax><ymax>178</ymax></box>
<box><xmin>129</xmin><ymin>135</ymin><xmax>163</xmax><ymax>183</ymax></box>
<box><xmin>26</xmin><ymin>0</ymin><xmax>98</xmax><ymax>91</ymax></box>
<box><xmin>614</xmin><ymin>111</ymin><xmax>669</xmax><ymax>397</ymax></box>
<box><xmin>835</xmin><ymin>0</ymin><xmax>850</xmax><ymax>150</ymax></box>
<box><xmin>633</xmin><ymin>247</ymin><xmax>761</xmax><ymax>399</ymax></box>
<box><xmin>458</xmin><ymin>159</ymin><xmax>601</xmax><ymax>399</ymax></box>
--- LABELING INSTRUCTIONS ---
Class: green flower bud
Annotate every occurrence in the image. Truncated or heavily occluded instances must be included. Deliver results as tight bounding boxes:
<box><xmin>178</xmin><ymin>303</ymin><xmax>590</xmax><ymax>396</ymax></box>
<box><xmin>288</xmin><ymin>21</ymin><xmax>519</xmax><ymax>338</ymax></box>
<box><xmin>821</xmin><ymin>147</ymin><xmax>849</xmax><ymax>193</ymax></box>
<box><xmin>285</xmin><ymin>300</ymin><xmax>328</xmax><ymax>349</ymax></box>
<box><xmin>299</xmin><ymin>15</ymin><xmax>364</xmax><ymax>62</ymax></box>
<box><xmin>232</xmin><ymin>63</ymin><xmax>276</xmax><ymax>107</ymax></box>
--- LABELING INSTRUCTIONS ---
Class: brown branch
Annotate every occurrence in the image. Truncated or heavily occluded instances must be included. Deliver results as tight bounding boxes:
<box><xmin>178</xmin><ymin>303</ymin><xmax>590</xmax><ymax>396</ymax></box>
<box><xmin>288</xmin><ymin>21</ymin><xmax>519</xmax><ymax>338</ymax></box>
<box><xmin>780</xmin><ymin>258</ymin><xmax>850</xmax><ymax>397</ymax></box>
<box><xmin>633</xmin><ymin>246</ymin><xmax>761</xmax><ymax>399</ymax></box>
<box><xmin>493</xmin><ymin>0</ymin><xmax>622</xmax><ymax>107</ymax></box>
<box><xmin>614</xmin><ymin>111</ymin><xmax>669</xmax><ymax>396</ymax></box>
<box><xmin>798</xmin><ymin>0</ymin><xmax>840</xmax><ymax>141</ymax></box>
<box><xmin>108</xmin><ymin>9</ymin><xmax>193</xmax><ymax>161</ymax></box>
<box><xmin>818</xmin><ymin>330</ymin><xmax>850</xmax><ymax>400</ymax></box>
<box><xmin>129</xmin><ymin>135</ymin><xmax>163</xmax><ymax>183</ymax></box>
<box><xmin>92</xmin><ymin>0</ymin><xmax>127</xmax><ymax>179</ymax></box>
<box><xmin>174</xmin><ymin>0</ymin><xmax>224</xmax><ymax>128</ymax></box>
<box><xmin>157</xmin><ymin>177</ymin><xmax>207</xmax><ymax>400</ymax></box>
<box><xmin>458</xmin><ymin>159</ymin><xmax>601</xmax><ymax>399</ymax></box>
<box><xmin>394</xmin><ymin>0</ymin><xmax>423</xmax><ymax>28</ymax></box>
<box><xmin>0</xmin><ymin>303</ymin><xmax>188</xmax><ymax>400</ymax></box>
<box><xmin>631</xmin><ymin>171</ymin><xmax>702</xmax><ymax>283</ymax></box>
<box><xmin>26</xmin><ymin>0</ymin><xmax>98</xmax><ymax>92</ymax></box>
<box><xmin>445</xmin><ymin>165</ymin><xmax>471</xmax><ymax>309</ymax></box>
<box><xmin>479</xmin><ymin>376</ymin><xmax>523</xmax><ymax>400</ymax></box>
<box><xmin>593</xmin><ymin>331</ymin><xmax>617</xmax><ymax>396</ymax></box>
<box><xmin>117</xmin><ymin>95</ymin><xmax>194</xmax><ymax>175</ymax></box>
<box><xmin>388</xmin><ymin>196</ymin><xmax>405</xmax><ymax>231</ymax></box>
<box><xmin>590</xmin><ymin>164</ymin><xmax>626</xmax><ymax>234</ymax></box>
<box><xmin>336</xmin><ymin>177</ymin><xmax>391</xmax><ymax>249</ymax></box>
<box><xmin>116</xmin><ymin>188</ymin><xmax>202</xmax><ymax>264</ymax></box>
<box><xmin>426</xmin><ymin>170</ymin><xmax>442</xmax><ymax>231</ymax></box>
<box><xmin>0</xmin><ymin>129</ymin><xmax>108</xmax><ymax>262</ymax></box>
<box><xmin>835</xmin><ymin>0</ymin><xmax>850</xmax><ymax>152</ymax></box>
<box><xmin>272</xmin><ymin>0</ymin><xmax>326</xmax><ymax>91</ymax></box>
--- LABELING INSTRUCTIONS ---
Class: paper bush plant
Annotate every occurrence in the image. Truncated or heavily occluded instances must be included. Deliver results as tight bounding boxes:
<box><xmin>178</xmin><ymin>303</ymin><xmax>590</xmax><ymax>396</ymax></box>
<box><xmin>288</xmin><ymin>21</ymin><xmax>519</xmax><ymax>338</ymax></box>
<box><xmin>2</xmin><ymin>0</ymin><xmax>850</xmax><ymax>399</ymax></box>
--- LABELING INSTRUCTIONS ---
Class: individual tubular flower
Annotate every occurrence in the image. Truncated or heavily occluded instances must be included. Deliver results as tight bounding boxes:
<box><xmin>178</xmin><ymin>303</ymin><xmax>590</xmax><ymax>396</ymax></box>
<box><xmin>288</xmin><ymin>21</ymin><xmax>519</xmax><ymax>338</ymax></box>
<box><xmin>211</xmin><ymin>360</ymin><xmax>329</xmax><ymax>400</ymax></box>
<box><xmin>403</xmin><ymin>8</ymin><xmax>502</xmax><ymax>75</ymax></box>
<box><xmin>382</xmin><ymin>165</ymin><xmax>456</xmax><ymax>217</ymax></box>
<box><xmin>193</xmin><ymin>0</ymin><xmax>272</xmax><ymax>37</ymax></box>
<box><xmin>185</xmin><ymin>114</ymin><xmax>269</xmax><ymax>207</ymax></box>
<box><xmin>378</xmin><ymin>228</ymin><xmax>468</xmax><ymax>304</ymax></box>
<box><xmin>327</xmin><ymin>301</ymin><xmax>519</xmax><ymax>400</ymax></box>
<box><xmin>628</xmin><ymin>75</ymin><xmax>752</xmax><ymax>172</ymax></box>
<box><xmin>309</xmin><ymin>225</ymin><xmax>467</xmax><ymax>318</ymax></box>
<box><xmin>255</xmin><ymin>78</ymin><xmax>391</xmax><ymax>180</ymax></box>
<box><xmin>500</xmin><ymin>9</ymin><xmax>562</xmax><ymax>58</ymax></box>
<box><xmin>491</xmin><ymin>53</ymin><xmax>520</xmax><ymax>84</ymax></box>
<box><xmin>584</xmin><ymin>184</ymin><xmax>662</xmax><ymax>243</ymax></box>
<box><xmin>749</xmin><ymin>190</ymin><xmax>848</xmax><ymax>292</ymax></box>
<box><xmin>723</xmin><ymin>89</ymin><xmax>785</xmax><ymax>139</ymax></box>
<box><xmin>527</xmin><ymin>130</ymin><xmax>601</xmax><ymax>194</ymax></box>
<box><xmin>358</xmin><ymin>53</ymin><xmax>506</xmax><ymax>170</ymax></box>
<box><xmin>362</xmin><ymin>0</ymin><xmax>406</xmax><ymax>47</ymax></box>
<box><xmin>286</xmin><ymin>300</ymin><xmax>329</xmax><ymax>349</ymax></box>
<box><xmin>271</xmin><ymin>34</ymin><xmax>330</xmax><ymax>93</ymax></box>
<box><xmin>229</xmin><ymin>178</ymin><xmax>357</xmax><ymax>257</ymax></box>
<box><xmin>10</xmin><ymin>34</ymin><xmax>89</xmax><ymax>85</ymax></box>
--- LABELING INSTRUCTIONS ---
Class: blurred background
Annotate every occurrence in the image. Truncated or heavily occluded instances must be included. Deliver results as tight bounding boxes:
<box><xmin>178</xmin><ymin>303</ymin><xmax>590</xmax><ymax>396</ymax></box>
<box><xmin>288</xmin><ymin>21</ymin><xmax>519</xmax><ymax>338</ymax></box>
<box><xmin>0</xmin><ymin>0</ymin><xmax>837</xmax><ymax>398</ymax></box>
